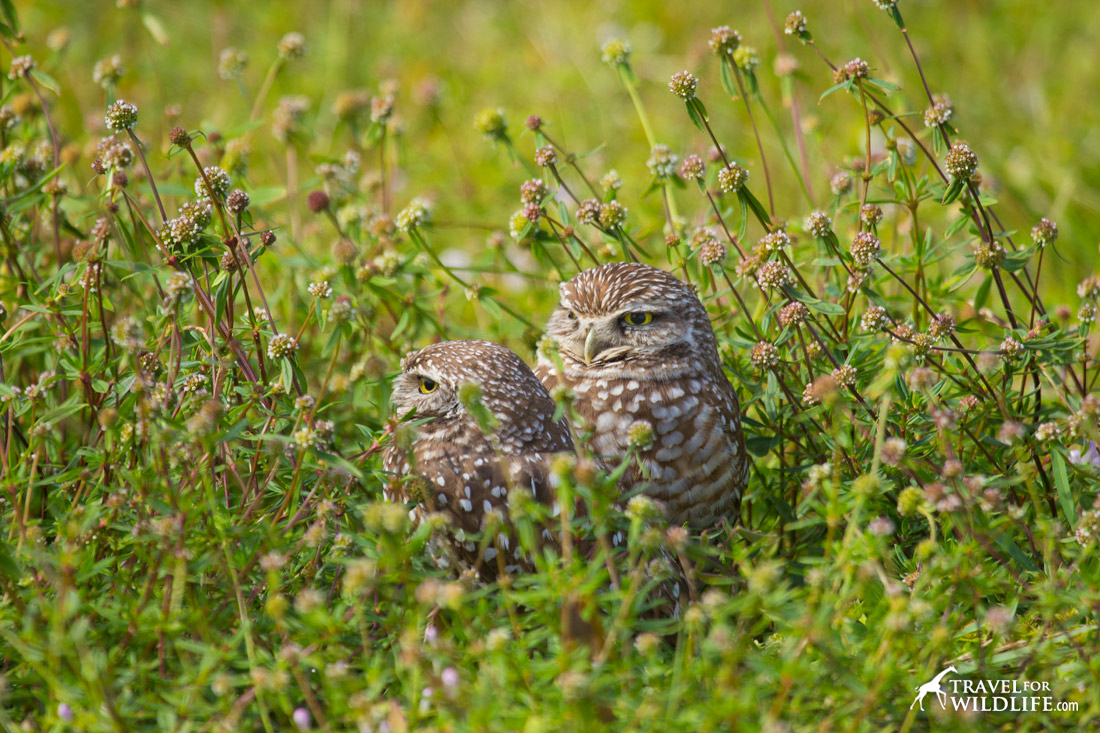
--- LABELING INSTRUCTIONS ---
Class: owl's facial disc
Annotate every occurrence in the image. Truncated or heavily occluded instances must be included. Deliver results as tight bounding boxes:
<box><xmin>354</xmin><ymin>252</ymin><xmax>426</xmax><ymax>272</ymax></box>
<box><xmin>391</xmin><ymin>364</ymin><xmax>458</xmax><ymax>419</ymax></box>
<box><xmin>554</xmin><ymin>301</ymin><xmax>687</xmax><ymax>366</ymax></box>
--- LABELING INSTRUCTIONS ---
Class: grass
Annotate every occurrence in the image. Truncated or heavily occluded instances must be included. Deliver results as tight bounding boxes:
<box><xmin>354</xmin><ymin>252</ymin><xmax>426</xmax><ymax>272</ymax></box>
<box><xmin>0</xmin><ymin>0</ymin><xmax>1098</xmax><ymax>730</ymax></box>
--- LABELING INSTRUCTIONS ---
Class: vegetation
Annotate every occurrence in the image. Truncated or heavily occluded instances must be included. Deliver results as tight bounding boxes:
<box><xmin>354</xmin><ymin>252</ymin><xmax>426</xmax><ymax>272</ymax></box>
<box><xmin>0</xmin><ymin>0</ymin><xmax>1098</xmax><ymax>729</ymax></box>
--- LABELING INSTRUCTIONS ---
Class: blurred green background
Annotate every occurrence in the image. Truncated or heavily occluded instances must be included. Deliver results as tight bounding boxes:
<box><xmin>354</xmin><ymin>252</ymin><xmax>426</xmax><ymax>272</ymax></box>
<box><xmin>24</xmin><ymin>0</ymin><xmax>1100</xmax><ymax>306</ymax></box>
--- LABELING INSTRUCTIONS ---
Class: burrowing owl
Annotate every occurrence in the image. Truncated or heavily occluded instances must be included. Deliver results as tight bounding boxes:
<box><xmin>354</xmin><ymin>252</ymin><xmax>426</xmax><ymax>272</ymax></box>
<box><xmin>535</xmin><ymin>262</ymin><xmax>748</xmax><ymax>528</ymax></box>
<box><xmin>383</xmin><ymin>339</ymin><xmax>574</xmax><ymax>574</ymax></box>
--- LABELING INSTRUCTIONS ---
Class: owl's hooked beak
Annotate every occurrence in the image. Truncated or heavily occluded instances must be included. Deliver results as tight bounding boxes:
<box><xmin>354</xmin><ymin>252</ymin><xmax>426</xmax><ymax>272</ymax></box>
<box><xmin>583</xmin><ymin>327</ymin><xmax>599</xmax><ymax>366</ymax></box>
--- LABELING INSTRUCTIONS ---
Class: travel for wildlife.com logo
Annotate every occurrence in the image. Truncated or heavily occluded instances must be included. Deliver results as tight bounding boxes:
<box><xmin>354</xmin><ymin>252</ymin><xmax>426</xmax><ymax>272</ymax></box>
<box><xmin>910</xmin><ymin>666</ymin><xmax>1078</xmax><ymax>714</ymax></box>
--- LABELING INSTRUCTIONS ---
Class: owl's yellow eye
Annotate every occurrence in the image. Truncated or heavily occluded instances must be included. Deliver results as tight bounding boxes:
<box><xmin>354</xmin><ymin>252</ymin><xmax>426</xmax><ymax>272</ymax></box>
<box><xmin>623</xmin><ymin>311</ymin><xmax>654</xmax><ymax>326</ymax></box>
<box><xmin>418</xmin><ymin>378</ymin><xmax>438</xmax><ymax>394</ymax></box>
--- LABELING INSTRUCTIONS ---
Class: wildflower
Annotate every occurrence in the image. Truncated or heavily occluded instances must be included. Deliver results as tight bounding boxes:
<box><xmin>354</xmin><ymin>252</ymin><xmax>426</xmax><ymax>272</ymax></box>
<box><xmin>473</xmin><ymin>107</ymin><xmax>507</xmax><ymax>140</ymax></box>
<box><xmin>757</xmin><ymin>261</ymin><xmax>792</xmax><ymax>290</ymax></box>
<box><xmin>679</xmin><ymin>154</ymin><xmax>705</xmax><ymax>180</ymax></box>
<box><xmin>194</xmin><ymin>166</ymin><xmax>231</xmax><ymax>200</ymax></box>
<box><xmin>718</xmin><ymin>162</ymin><xmax>749</xmax><ymax>192</ymax></box>
<box><xmin>635</xmin><ymin>632</ymin><xmax>661</xmax><ymax>655</ymax></box>
<box><xmin>626</xmin><ymin>494</ymin><xmax>662</xmax><ymax>523</ymax></box>
<box><xmin>111</xmin><ymin>316</ymin><xmax>144</xmax><ymax>353</ymax></box>
<box><xmin>485</xmin><ymin>627</ymin><xmax>511</xmax><ymax>652</ymax></box>
<box><xmin>105</xmin><ymin>99</ymin><xmax>139</xmax><ymax>131</ymax></box>
<box><xmin>733</xmin><ymin>46</ymin><xmax>759</xmax><ymax>73</ymax></box>
<box><xmin>859</xmin><ymin>204</ymin><xmax>884</xmax><ymax>228</ymax></box>
<box><xmin>598</xmin><ymin>201</ymin><xmax>627</xmax><ymax>230</ymax></box>
<box><xmin>441</xmin><ymin>667</ymin><xmax>459</xmax><ymax>688</ymax></box>
<box><xmin>944</xmin><ymin>142</ymin><xmax>979</xmax><ymax>181</ymax></box>
<box><xmin>830</xmin><ymin>172</ymin><xmax>853</xmax><ymax>195</ymax></box>
<box><xmin>804</xmin><ymin>210</ymin><xmax>832</xmax><ymax>238</ymax></box>
<box><xmin>8</xmin><ymin>55</ymin><xmax>34</xmax><ymax>79</ymax></box>
<box><xmin>668</xmin><ymin>70</ymin><xmax>698</xmax><ymax>99</ymax></box>
<box><xmin>1030</xmin><ymin>217</ymin><xmax>1058</xmax><ymax>247</ymax></box>
<box><xmin>784</xmin><ymin>11</ymin><xmax>808</xmax><ymax>36</ymax></box>
<box><xmin>509</xmin><ymin>209</ymin><xmax>531</xmax><ymax>239</ymax></box>
<box><xmin>850</xmin><ymin>232</ymin><xmax>881</xmax><ymax>266</ymax></box>
<box><xmin>534</xmin><ymin>145</ymin><xmax>557</xmax><ymax>167</ymax></box>
<box><xmin>218</xmin><ymin>47</ymin><xmax>248</xmax><ymax>79</ymax></box>
<box><xmin>999</xmin><ymin>337</ymin><xmax>1024</xmax><ymax>362</ymax></box>
<box><xmin>267</xmin><ymin>333</ymin><xmax>298</xmax><ymax>360</ymax></box>
<box><xmin>774</xmin><ymin>53</ymin><xmax>799</xmax><ymax>77</ymax></box>
<box><xmin>226</xmin><ymin>189</ymin><xmax>250</xmax><ymax>214</ymax></box>
<box><xmin>278</xmin><ymin>32</ymin><xmax>307</xmax><ymax>60</ymax></box>
<box><xmin>1079</xmin><ymin>276</ymin><xmax>1100</xmax><ymax>299</ymax></box>
<box><xmin>832</xmin><ymin>365</ymin><xmax>856</xmax><ymax>388</ymax></box>
<box><xmin>907</xmin><ymin>366</ymin><xmax>936</xmax><ymax>390</ymax></box>
<box><xmin>997</xmin><ymin>420</ymin><xmax>1026</xmax><ymax>443</ymax></box>
<box><xmin>1079</xmin><ymin>304</ymin><xmax>1096</xmax><ymax>323</ymax></box>
<box><xmin>1035</xmin><ymin>421</ymin><xmax>1061</xmax><ymax>443</ymax></box>
<box><xmin>646</xmin><ymin>144</ymin><xmax>678</xmax><ymax>178</ymax></box>
<box><xmin>308</xmin><ymin>281</ymin><xmax>332</xmax><ymax>299</ymax></box>
<box><xmin>571</xmin><ymin>199</ymin><xmax>598</xmax><ymax>227</ymax></box>
<box><xmin>750</xmin><ymin>341</ymin><xmax>779</xmax><ymax>370</ymax></box>
<box><xmin>600</xmin><ymin>38</ymin><xmax>631</xmax><ymax>66</ymax></box>
<box><xmin>861</xmin><ymin>305</ymin><xmax>889</xmax><ymax>332</ymax></box>
<box><xmin>306</xmin><ymin>190</ymin><xmax>330</xmax><ymax>213</ymax></box>
<box><xmin>759</xmin><ymin>230</ymin><xmax>791</xmax><ymax>253</ymax></box>
<box><xmin>779</xmin><ymin>301</ymin><xmax>809</xmax><ymax>326</ymax></box>
<box><xmin>163</xmin><ymin>272</ymin><xmax>192</xmax><ymax>306</ymax></box>
<box><xmin>600</xmin><ymin>169</ymin><xmax>623</xmax><ymax>191</ymax></box>
<box><xmin>868</xmin><ymin>516</ymin><xmax>895</xmax><ymax>536</ymax></box>
<box><xmin>923</xmin><ymin>100</ymin><xmax>953</xmax><ymax>128</ymax></box>
<box><xmin>699</xmin><ymin>237</ymin><xmax>727</xmax><ymax>266</ymax></box>
<box><xmin>93</xmin><ymin>55</ymin><xmax>124</xmax><ymax>87</ymax></box>
<box><xmin>272</xmin><ymin>95</ymin><xmax>310</xmax><ymax>143</ymax></box>
<box><xmin>627</xmin><ymin>420</ymin><xmax>654</xmax><ymax>450</ymax></box>
<box><xmin>370</xmin><ymin>94</ymin><xmax>395</xmax><ymax>123</ymax></box>
<box><xmin>929</xmin><ymin>313</ymin><xmax>956</xmax><ymax>339</ymax></box>
<box><xmin>973</xmin><ymin>241</ymin><xmax>1006</xmax><ymax>269</ymax></box>
<box><xmin>880</xmin><ymin>437</ymin><xmax>907</xmax><ymax>466</ymax></box>
<box><xmin>709</xmin><ymin>26</ymin><xmax>741</xmax><ymax>56</ymax></box>
<box><xmin>519</xmin><ymin>179</ymin><xmax>548</xmax><ymax>204</ymax></box>
<box><xmin>396</xmin><ymin>198</ymin><xmax>432</xmax><ymax>231</ymax></box>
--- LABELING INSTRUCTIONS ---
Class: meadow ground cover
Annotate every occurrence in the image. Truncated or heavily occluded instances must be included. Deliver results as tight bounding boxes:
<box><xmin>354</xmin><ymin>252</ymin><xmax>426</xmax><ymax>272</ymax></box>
<box><xmin>1</xmin><ymin>0</ymin><xmax>1099</xmax><ymax>729</ymax></box>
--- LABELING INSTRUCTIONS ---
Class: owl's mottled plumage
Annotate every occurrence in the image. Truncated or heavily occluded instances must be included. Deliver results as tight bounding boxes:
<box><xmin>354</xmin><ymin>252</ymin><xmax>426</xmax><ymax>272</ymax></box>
<box><xmin>383</xmin><ymin>339</ymin><xmax>573</xmax><ymax>574</ymax></box>
<box><xmin>535</xmin><ymin>262</ymin><xmax>748</xmax><ymax>528</ymax></box>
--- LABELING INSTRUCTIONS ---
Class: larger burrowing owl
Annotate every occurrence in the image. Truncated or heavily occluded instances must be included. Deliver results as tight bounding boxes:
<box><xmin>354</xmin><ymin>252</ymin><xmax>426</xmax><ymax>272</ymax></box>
<box><xmin>383</xmin><ymin>339</ymin><xmax>574</xmax><ymax>575</ymax></box>
<box><xmin>535</xmin><ymin>262</ymin><xmax>748</xmax><ymax>529</ymax></box>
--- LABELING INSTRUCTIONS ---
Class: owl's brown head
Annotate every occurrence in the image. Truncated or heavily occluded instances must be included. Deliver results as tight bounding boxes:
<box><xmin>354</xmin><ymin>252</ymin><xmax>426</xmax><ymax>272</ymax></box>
<box><xmin>391</xmin><ymin>339</ymin><xmax>562</xmax><ymax>449</ymax></box>
<box><xmin>544</xmin><ymin>262</ymin><xmax>718</xmax><ymax>376</ymax></box>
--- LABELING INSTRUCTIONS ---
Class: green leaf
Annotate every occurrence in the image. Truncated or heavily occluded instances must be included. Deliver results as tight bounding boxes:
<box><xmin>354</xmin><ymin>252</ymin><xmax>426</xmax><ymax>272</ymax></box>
<box><xmin>1052</xmin><ymin>450</ymin><xmax>1075</xmax><ymax>528</ymax></box>
<box><xmin>945</xmin><ymin>214</ymin><xmax>970</xmax><ymax>238</ymax></box>
<box><xmin>29</xmin><ymin>69</ymin><xmax>60</xmax><ymax>96</ymax></box>
<box><xmin>736</xmin><ymin>195</ymin><xmax>748</xmax><ymax>242</ymax></box>
<box><xmin>684</xmin><ymin>98</ymin><xmax>705</xmax><ymax>132</ymax></box>
<box><xmin>805</xmin><ymin>300</ymin><xmax>845</xmax><ymax>316</ymax></box>
<box><xmin>719</xmin><ymin>60</ymin><xmax>737</xmax><ymax>98</ymax></box>
<box><xmin>941</xmin><ymin>178</ymin><xmax>964</xmax><ymax>205</ymax></box>
<box><xmin>818</xmin><ymin>81</ymin><xmax>848</xmax><ymax>103</ymax></box>
<box><xmin>141</xmin><ymin>11</ymin><xmax>170</xmax><ymax>45</ymax></box>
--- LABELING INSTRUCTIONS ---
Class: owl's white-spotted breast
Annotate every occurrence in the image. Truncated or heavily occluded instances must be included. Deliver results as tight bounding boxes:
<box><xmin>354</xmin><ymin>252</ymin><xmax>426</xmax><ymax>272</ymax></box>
<box><xmin>382</xmin><ymin>339</ymin><xmax>574</xmax><ymax>576</ymax></box>
<box><xmin>535</xmin><ymin>262</ymin><xmax>748</xmax><ymax>529</ymax></box>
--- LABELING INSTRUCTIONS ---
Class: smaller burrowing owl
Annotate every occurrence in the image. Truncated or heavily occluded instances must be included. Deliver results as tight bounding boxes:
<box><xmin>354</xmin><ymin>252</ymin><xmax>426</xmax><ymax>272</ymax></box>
<box><xmin>383</xmin><ymin>339</ymin><xmax>574</xmax><ymax>575</ymax></box>
<box><xmin>536</xmin><ymin>262</ymin><xmax>748</xmax><ymax>529</ymax></box>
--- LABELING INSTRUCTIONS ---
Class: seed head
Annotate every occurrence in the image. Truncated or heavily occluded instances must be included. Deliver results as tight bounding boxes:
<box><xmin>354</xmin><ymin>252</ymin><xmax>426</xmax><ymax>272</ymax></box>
<box><xmin>600</xmin><ymin>169</ymin><xmax>623</xmax><ymax>192</ymax></box>
<box><xmin>923</xmin><ymin>98</ymin><xmax>954</xmax><ymax>128</ymax></box>
<box><xmin>473</xmin><ymin>107</ymin><xmax>507</xmax><ymax>139</ymax></box>
<box><xmin>832</xmin><ymin>364</ymin><xmax>857</xmax><ymax>388</ymax></box>
<box><xmin>679</xmin><ymin>154</ymin><xmax>705</xmax><ymax>180</ymax></box>
<box><xmin>804</xmin><ymin>210</ymin><xmax>832</xmax><ymax>238</ymax></box>
<box><xmin>668</xmin><ymin>70</ymin><xmax>698</xmax><ymax>99</ymax></box>
<box><xmin>260</xmin><ymin>230</ymin><xmax>276</xmax><ymax>247</ymax></box>
<box><xmin>218</xmin><ymin>47</ymin><xmax>248</xmax><ymax>80</ymax></box>
<box><xmin>105</xmin><ymin>99</ymin><xmax>139</xmax><ymax>131</ymax></box>
<box><xmin>1030</xmin><ymin>217</ymin><xmax>1058</xmax><ymax>247</ymax></box>
<box><xmin>872</xmin><ymin>0</ymin><xmax>899</xmax><ymax>9</ymax></box>
<box><xmin>601</xmin><ymin>38</ymin><xmax>632</xmax><ymax>66</ymax></box>
<box><xmin>708</xmin><ymin>26</ymin><xmax>741</xmax><ymax>56</ymax></box>
<box><xmin>881</xmin><ymin>437</ymin><xmax>907</xmax><ymax>465</ymax></box>
<box><xmin>929</xmin><ymin>313</ymin><xmax>956</xmax><ymax>339</ymax></box>
<box><xmin>522</xmin><ymin>203</ymin><xmax>541</xmax><ymax>222</ymax></box>
<box><xmin>306</xmin><ymin>190</ymin><xmax>330</xmax><ymax>213</ymax></box>
<box><xmin>750</xmin><ymin>341</ymin><xmax>779</xmax><ymax>370</ymax></box>
<box><xmin>1079</xmin><ymin>304</ymin><xmax>1097</xmax><ymax>323</ymax></box>
<box><xmin>308</xmin><ymin>281</ymin><xmax>332</xmax><ymax>299</ymax></box>
<box><xmin>944</xmin><ymin>142</ymin><xmax>979</xmax><ymax>181</ymax></box>
<box><xmin>717</xmin><ymin>162</ymin><xmax>749</xmax><ymax>192</ymax></box>
<box><xmin>646</xmin><ymin>144</ymin><xmax>678</xmax><ymax>178</ymax></box>
<box><xmin>868</xmin><ymin>516</ymin><xmax>896</xmax><ymax>537</ymax></box>
<box><xmin>907</xmin><ymin>366</ymin><xmax>936</xmax><ymax>390</ymax></box>
<box><xmin>277</xmin><ymin>32</ymin><xmax>307</xmax><ymax>61</ymax></box>
<box><xmin>598</xmin><ymin>201</ymin><xmax>627</xmax><ymax>230</ymax></box>
<box><xmin>850</xmin><ymin>231</ymin><xmax>881</xmax><ymax>266</ymax></box>
<box><xmin>534</xmin><ymin>145</ymin><xmax>557</xmax><ymax>167</ymax></box>
<box><xmin>524</xmin><ymin>114</ymin><xmax>541</xmax><ymax>130</ymax></box>
<box><xmin>226</xmin><ymin>189</ymin><xmax>250</xmax><ymax>213</ymax></box>
<box><xmin>1078</xmin><ymin>276</ymin><xmax>1100</xmax><ymax>299</ymax></box>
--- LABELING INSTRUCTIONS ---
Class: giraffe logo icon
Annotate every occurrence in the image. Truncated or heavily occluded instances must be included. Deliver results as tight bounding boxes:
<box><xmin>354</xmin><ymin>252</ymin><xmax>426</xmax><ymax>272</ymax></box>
<box><xmin>910</xmin><ymin>666</ymin><xmax>957</xmax><ymax>711</ymax></box>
